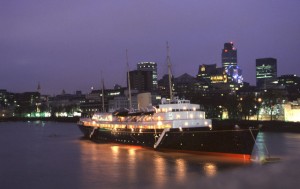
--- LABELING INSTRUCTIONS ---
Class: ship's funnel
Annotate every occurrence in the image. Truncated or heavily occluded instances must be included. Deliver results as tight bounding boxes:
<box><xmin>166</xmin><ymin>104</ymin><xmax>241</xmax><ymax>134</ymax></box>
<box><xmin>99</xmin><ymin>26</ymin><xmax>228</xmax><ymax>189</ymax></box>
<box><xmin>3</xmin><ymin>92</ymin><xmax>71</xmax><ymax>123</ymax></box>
<box><xmin>137</xmin><ymin>92</ymin><xmax>152</xmax><ymax>111</ymax></box>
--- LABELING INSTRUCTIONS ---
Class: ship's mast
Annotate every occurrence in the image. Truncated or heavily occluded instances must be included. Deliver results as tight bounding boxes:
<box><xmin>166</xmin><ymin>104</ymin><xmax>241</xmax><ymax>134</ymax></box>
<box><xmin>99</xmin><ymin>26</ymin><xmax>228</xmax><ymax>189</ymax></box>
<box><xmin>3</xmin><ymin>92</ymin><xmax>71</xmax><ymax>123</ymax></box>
<box><xmin>166</xmin><ymin>42</ymin><xmax>173</xmax><ymax>100</ymax></box>
<box><xmin>126</xmin><ymin>49</ymin><xmax>132</xmax><ymax>110</ymax></box>
<box><xmin>101</xmin><ymin>71</ymin><xmax>105</xmax><ymax>112</ymax></box>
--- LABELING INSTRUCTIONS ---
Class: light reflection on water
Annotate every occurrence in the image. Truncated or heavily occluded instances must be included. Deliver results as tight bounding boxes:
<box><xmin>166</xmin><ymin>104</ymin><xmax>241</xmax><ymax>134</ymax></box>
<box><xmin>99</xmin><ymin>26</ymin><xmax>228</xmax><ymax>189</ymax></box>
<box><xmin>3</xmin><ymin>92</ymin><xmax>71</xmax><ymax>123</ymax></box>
<box><xmin>2</xmin><ymin>122</ymin><xmax>300</xmax><ymax>188</ymax></box>
<box><xmin>77</xmin><ymin>129</ymin><xmax>300</xmax><ymax>188</ymax></box>
<box><xmin>252</xmin><ymin>132</ymin><xmax>270</xmax><ymax>161</ymax></box>
<box><xmin>203</xmin><ymin>163</ymin><xmax>217</xmax><ymax>177</ymax></box>
<box><xmin>253</xmin><ymin>132</ymin><xmax>298</xmax><ymax>162</ymax></box>
<box><xmin>175</xmin><ymin>158</ymin><xmax>187</xmax><ymax>182</ymax></box>
<box><xmin>127</xmin><ymin>147</ymin><xmax>137</xmax><ymax>183</ymax></box>
<box><xmin>78</xmin><ymin>140</ymin><xmax>247</xmax><ymax>188</ymax></box>
<box><xmin>154</xmin><ymin>156</ymin><xmax>167</xmax><ymax>187</ymax></box>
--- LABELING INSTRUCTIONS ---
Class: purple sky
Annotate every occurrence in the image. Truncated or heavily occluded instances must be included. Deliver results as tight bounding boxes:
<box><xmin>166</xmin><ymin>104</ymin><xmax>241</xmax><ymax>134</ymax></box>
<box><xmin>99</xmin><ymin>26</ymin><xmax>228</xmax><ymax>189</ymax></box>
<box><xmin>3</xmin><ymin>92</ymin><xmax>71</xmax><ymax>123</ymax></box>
<box><xmin>1</xmin><ymin>0</ymin><xmax>300</xmax><ymax>95</ymax></box>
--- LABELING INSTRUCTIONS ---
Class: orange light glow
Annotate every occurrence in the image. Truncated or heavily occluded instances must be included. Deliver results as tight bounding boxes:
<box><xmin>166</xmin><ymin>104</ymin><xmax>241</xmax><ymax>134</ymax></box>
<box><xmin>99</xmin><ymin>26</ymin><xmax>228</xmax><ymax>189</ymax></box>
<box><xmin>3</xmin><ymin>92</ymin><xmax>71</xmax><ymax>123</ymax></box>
<box><xmin>203</xmin><ymin>163</ymin><xmax>217</xmax><ymax>177</ymax></box>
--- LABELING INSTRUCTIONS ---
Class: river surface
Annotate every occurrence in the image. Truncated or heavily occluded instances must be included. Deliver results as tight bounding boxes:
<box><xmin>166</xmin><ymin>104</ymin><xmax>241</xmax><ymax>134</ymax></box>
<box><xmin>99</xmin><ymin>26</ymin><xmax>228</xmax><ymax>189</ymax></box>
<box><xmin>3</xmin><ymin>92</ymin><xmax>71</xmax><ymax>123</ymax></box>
<box><xmin>0</xmin><ymin>121</ymin><xmax>300</xmax><ymax>189</ymax></box>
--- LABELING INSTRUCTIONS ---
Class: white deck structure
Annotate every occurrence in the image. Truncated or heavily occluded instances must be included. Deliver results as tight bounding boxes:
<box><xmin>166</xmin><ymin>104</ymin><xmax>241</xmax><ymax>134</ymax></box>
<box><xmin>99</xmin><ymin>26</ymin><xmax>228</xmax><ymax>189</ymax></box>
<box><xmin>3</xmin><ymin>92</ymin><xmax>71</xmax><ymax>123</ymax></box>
<box><xmin>80</xmin><ymin>98</ymin><xmax>212</xmax><ymax>130</ymax></box>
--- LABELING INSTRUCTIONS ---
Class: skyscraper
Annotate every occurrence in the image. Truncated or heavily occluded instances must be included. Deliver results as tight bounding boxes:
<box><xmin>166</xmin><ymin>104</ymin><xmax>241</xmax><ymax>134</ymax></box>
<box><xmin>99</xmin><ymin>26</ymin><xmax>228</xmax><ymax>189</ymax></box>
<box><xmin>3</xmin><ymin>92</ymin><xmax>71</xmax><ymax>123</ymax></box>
<box><xmin>137</xmin><ymin>62</ymin><xmax>158</xmax><ymax>90</ymax></box>
<box><xmin>222</xmin><ymin>42</ymin><xmax>237</xmax><ymax>69</ymax></box>
<box><xmin>256</xmin><ymin>58</ymin><xmax>277</xmax><ymax>89</ymax></box>
<box><xmin>221</xmin><ymin>42</ymin><xmax>243</xmax><ymax>90</ymax></box>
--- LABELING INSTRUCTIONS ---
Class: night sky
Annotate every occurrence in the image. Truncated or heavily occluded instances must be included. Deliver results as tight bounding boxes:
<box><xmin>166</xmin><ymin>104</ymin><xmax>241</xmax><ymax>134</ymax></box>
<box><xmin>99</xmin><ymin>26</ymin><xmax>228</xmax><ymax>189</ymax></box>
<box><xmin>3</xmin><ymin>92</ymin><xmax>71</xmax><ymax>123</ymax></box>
<box><xmin>1</xmin><ymin>0</ymin><xmax>300</xmax><ymax>95</ymax></box>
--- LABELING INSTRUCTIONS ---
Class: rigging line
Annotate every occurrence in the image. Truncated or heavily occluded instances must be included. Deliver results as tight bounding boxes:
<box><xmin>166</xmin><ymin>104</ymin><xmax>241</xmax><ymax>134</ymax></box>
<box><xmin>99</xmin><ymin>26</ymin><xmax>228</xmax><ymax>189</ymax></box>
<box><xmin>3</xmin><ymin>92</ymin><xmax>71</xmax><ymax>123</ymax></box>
<box><xmin>126</xmin><ymin>49</ymin><xmax>132</xmax><ymax>110</ymax></box>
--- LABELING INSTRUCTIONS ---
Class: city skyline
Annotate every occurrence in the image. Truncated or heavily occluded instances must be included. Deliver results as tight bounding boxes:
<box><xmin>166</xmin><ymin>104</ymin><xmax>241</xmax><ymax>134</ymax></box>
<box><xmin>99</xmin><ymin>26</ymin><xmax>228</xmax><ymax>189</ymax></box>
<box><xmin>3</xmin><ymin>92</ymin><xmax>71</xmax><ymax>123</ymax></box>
<box><xmin>1</xmin><ymin>0</ymin><xmax>300</xmax><ymax>94</ymax></box>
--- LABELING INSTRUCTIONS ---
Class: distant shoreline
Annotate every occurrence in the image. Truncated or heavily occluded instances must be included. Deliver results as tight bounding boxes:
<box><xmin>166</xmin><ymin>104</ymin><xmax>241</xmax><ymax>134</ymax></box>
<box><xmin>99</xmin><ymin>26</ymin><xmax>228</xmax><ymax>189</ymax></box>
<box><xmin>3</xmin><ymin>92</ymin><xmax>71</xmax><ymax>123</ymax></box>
<box><xmin>0</xmin><ymin>117</ymin><xmax>80</xmax><ymax>123</ymax></box>
<box><xmin>1</xmin><ymin>117</ymin><xmax>300</xmax><ymax>133</ymax></box>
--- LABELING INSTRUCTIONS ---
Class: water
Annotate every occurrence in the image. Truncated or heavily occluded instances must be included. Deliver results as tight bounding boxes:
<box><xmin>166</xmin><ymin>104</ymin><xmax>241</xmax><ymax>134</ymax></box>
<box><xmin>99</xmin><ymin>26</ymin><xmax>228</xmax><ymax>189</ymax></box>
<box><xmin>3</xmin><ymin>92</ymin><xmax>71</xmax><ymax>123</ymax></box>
<box><xmin>1</xmin><ymin>122</ymin><xmax>300</xmax><ymax>189</ymax></box>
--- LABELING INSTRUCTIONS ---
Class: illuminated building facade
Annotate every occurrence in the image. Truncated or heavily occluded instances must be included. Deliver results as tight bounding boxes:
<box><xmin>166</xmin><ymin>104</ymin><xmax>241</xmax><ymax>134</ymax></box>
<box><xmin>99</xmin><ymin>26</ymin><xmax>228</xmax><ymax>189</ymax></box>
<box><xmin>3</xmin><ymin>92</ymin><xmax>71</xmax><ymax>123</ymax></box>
<box><xmin>222</xmin><ymin>42</ymin><xmax>237</xmax><ymax>69</ymax></box>
<box><xmin>256</xmin><ymin>58</ymin><xmax>277</xmax><ymax>89</ymax></box>
<box><xmin>197</xmin><ymin>64</ymin><xmax>226</xmax><ymax>83</ymax></box>
<box><xmin>137</xmin><ymin>62</ymin><xmax>158</xmax><ymax>90</ymax></box>
<box><xmin>222</xmin><ymin>42</ymin><xmax>243</xmax><ymax>88</ymax></box>
<box><xmin>283</xmin><ymin>100</ymin><xmax>300</xmax><ymax>122</ymax></box>
<box><xmin>80</xmin><ymin>86</ymin><xmax>125</xmax><ymax>115</ymax></box>
<box><xmin>225</xmin><ymin>65</ymin><xmax>243</xmax><ymax>84</ymax></box>
<box><xmin>197</xmin><ymin>64</ymin><xmax>218</xmax><ymax>81</ymax></box>
<box><xmin>277</xmin><ymin>75</ymin><xmax>300</xmax><ymax>87</ymax></box>
<box><xmin>0</xmin><ymin>89</ymin><xmax>15</xmax><ymax>117</ymax></box>
<box><xmin>277</xmin><ymin>74</ymin><xmax>300</xmax><ymax>100</ymax></box>
<box><xmin>195</xmin><ymin>43</ymin><xmax>243</xmax><ymax>93</ymax></box>
<box><xmin>196</xmin><ymin>63</ymin><xmax>242</xmax><ymax>92</ymax></box>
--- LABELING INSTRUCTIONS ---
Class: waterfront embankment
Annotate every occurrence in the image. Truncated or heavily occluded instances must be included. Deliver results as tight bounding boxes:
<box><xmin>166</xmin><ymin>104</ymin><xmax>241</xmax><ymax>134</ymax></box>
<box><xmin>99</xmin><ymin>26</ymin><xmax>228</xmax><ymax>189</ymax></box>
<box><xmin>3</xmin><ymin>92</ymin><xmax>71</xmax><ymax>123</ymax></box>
<box><xmin>213</xmin><ymin>119</ymin><xmax>300</xmax><ymax>133</ymax></box>
<box><xmin>1</xmin><ymin>117</ymin><xmax>299</xmax><ymax>132</ymax></box>
<box><xmin>0</xmin><ymin>117</ymin><xmax>80</xmax><ymax>123</ymax></box>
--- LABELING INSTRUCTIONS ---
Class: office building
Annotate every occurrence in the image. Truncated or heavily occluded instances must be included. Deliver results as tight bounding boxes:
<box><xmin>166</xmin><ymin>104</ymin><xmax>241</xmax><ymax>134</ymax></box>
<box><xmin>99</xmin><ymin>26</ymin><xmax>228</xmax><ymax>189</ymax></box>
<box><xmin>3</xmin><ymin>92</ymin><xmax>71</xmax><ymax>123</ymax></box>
<box><xmin>137</xmin><ymin>62</ymin><xmax>158</xmax><ymax>90</ymax></box>
<box><xmin>128</xmin><ymin>70</ymin><xmax>153</xmax><ymax>93</ymax></box>
<box><xmin>222</xmin><ymin>42</ymin><xmax>237</xmax><ymax>69</ymax></box>
<box><xmin>256</xmin><ymin>58</ymin><xmax>277</xmax><ymax>89</ymax></box>
<box><xmin>277</xmin><ymin>75</ymin><xmax>300</xmax><ymax>87</ymax></box>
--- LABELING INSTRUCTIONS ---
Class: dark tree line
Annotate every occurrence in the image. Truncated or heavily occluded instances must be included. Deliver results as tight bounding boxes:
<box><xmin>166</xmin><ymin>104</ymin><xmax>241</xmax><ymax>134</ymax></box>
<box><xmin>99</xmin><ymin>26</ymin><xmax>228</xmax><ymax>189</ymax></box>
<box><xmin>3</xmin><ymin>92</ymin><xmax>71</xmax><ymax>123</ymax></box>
<box><xmin>176</xmin><ymin>89</ymin><xmax>285</xmax><ymax>121</ymax></box>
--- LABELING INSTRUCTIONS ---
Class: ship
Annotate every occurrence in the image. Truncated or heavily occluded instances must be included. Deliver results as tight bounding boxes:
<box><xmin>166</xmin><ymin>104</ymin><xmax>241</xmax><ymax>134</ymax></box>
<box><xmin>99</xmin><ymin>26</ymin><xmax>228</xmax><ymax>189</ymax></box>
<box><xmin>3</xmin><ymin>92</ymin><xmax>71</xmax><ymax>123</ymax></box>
<box><xmin>77</xmin><ymin>44</ymin><xmax>259</xmax><ymax>160</ymax></box>
<box><xmin>77</xmin><ymin>96</ymin><xmax>259</xmax><ymax>160</ymax></box>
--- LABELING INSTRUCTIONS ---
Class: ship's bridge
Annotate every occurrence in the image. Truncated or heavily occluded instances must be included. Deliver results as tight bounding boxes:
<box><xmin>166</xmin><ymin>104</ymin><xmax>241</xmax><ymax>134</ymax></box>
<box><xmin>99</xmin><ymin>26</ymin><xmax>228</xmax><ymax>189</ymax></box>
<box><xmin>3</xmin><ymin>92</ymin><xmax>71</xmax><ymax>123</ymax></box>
<box><xmin>154</xmin><ymin>99</ymin><xmax>207</xmax><ymax>122</ymax></box>
<box><xmin>157</xmin><ymin>98</ymin><xmax>200</xmax><ymax>113</ymax></box>
<box><xmin>158</xmin><ymin>102</ymin><xmax>200</xmax><ymax>112</ymax></box>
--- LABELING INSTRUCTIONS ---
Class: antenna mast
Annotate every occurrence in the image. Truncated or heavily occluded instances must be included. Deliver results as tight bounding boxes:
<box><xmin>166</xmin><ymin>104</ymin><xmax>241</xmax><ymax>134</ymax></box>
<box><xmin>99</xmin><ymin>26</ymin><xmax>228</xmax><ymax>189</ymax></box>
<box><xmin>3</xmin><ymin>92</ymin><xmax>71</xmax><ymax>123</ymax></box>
<box><xmin>126</xmin><ymin>49</ymin><xmax>132</xmax><ymax>110</ymax></box>
<box><xmin>166</xmin><ymin>42</ymin><xmax>173</xmax><ymax>100</ymax></box>
<box><xmin>101</xmin><ymin>71</ymin><xmax>105</xmax><ymax>112</ymax></box>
